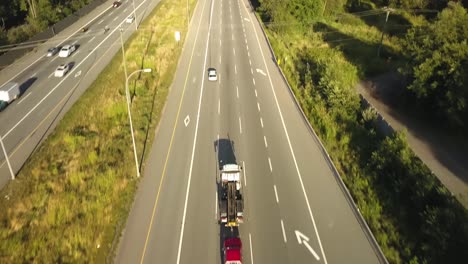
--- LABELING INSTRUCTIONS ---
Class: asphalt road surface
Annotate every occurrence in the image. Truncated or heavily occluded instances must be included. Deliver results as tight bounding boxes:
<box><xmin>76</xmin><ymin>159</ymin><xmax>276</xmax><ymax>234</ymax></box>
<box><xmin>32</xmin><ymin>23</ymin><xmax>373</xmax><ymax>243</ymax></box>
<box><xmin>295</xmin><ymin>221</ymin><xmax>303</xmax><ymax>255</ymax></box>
<box><xmin>116</xmin><ymin>0</ymin><xmax>384</xmax><ymax>263</ymax></box>
<box><xmin>0</xmin><ymin>0</ymin><xmax>160</xmax><ymax>188</ymax></box>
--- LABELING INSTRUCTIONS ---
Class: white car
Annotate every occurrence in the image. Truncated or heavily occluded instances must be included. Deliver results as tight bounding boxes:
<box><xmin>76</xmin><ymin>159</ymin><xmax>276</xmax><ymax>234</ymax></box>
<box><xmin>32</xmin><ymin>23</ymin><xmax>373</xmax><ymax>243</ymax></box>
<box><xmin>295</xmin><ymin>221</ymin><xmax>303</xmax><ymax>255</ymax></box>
<box><xmin>59</xmin><ymin>45</ymin><xmax>76</xmax><ymax>57</ymax></box>
<box><xmin>55</xmin><ymin>64</ymin><xmax>70</xmax><ymax>77</ymax></box>
<box><xmin>126</xmin><ymin>15</ymin><xmax>135</xmax><ymax>23</ymax></box>
<box><xmin>208</xmin><ymin>68</ymin><xmax>217</xmax><ymax>81</ymax></box>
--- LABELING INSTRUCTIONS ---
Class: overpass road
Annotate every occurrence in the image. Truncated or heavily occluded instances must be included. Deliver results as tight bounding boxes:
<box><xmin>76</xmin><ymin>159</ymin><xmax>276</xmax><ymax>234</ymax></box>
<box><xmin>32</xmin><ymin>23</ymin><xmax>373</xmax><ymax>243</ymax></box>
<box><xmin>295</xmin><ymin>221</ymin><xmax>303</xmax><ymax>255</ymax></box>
<box><xmin>116</xmin><ymin>0</ymin><xmax>383</xmax><ymax>263</ymax></box>
<box><xmin>0</xmin><ymin>0</ymin><xmax>160</xmax><ymax>187</ymax></box>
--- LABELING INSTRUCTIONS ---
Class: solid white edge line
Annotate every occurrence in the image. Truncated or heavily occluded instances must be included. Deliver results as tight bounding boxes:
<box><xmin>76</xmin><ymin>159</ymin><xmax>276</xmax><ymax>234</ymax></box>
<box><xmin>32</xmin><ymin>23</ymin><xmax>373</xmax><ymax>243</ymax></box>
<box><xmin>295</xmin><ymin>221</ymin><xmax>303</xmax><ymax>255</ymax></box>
<box><xmin>281</xmin><ymin>219</ymin><xmax>287</xmax><ymax>243</ymax></box>
<box><xmin>274</xmin><ymin>185</ymin><xmax>279</xmax><ymax>203</ymax></box>
<box><xmin>176</xmin><ymin>0</ymin><xmax>214</xmax><ymax>263</ymax></box>
<box><xmin>242</xmin><ymin>0</ymin><xmax>328</xmax><ymax>262</ymax></box>
<box><xmin>249</xmin><ymin>233</ymin><xmax>254</xmax><ymax>264</ymax></box>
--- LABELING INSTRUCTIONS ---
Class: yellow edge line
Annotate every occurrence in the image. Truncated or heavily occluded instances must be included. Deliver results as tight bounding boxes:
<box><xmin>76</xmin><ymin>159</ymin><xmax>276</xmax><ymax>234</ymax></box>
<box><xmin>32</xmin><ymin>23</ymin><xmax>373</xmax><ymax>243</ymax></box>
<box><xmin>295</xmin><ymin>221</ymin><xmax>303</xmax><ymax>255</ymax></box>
<box><xmin>139</xmin><ymin>1</ymin><xmax>208</xmax><ymax>262</ymax></box>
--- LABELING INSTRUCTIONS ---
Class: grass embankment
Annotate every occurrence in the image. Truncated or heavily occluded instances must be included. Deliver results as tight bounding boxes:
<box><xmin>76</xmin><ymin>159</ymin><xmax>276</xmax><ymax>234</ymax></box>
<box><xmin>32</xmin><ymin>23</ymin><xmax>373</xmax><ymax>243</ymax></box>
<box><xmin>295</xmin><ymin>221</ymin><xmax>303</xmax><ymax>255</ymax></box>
<box><xmin>0</xmin><ymin>0</ymin><xmax>196</xmax><ymax>262</ymax></box>
<box><xmin>257</xmin><ymin>2</ymin><xmax>468</xmax><ymax>264</ymax></box>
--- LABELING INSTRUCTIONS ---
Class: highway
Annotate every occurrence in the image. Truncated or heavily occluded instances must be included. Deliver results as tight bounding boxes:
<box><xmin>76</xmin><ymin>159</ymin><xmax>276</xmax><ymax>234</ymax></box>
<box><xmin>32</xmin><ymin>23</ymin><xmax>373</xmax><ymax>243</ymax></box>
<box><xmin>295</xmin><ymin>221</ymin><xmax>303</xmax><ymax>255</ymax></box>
<box><xmin>116</xmin><ymin>0</ymin><xmax>383</xmax><ymax>263</ymax></box>
<box><xmin>0</xmin><ymin>0</ymin><xmax>159</xmax><ymax>188</ymax></box>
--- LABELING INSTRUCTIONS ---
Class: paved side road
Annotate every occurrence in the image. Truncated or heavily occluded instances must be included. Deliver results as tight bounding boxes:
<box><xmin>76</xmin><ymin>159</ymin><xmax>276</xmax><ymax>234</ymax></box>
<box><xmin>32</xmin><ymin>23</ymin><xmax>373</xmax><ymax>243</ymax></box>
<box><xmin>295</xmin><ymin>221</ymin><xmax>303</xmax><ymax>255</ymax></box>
<box><xmin>356</xmin><ymin>72</ymin><xmax>468</xmax><ymax>208</ymax></box>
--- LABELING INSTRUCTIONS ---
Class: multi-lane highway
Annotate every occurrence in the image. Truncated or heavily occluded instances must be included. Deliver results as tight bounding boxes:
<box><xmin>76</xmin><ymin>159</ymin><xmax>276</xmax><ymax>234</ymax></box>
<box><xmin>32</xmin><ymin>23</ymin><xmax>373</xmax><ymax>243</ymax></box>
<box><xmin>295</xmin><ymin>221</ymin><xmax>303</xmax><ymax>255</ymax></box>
<box><xmin>116</xmin><ymin>0</ymin><xmax>384</xmax><ymax>263</ymax></box>
<box><xmin>0</xmin><ymin>0</ymin><xmax>160</xmax><ymax>187</ymax></box>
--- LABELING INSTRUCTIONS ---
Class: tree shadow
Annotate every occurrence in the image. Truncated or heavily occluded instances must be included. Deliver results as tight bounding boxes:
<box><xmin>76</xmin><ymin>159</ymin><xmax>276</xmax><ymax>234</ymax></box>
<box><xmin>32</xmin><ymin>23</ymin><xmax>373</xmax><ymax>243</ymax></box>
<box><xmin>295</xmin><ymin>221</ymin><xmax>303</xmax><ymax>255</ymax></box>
<box><xmin>314</xmin><ymin>22</ymin><xmax>400</xmax><ymax>77</ymax></box>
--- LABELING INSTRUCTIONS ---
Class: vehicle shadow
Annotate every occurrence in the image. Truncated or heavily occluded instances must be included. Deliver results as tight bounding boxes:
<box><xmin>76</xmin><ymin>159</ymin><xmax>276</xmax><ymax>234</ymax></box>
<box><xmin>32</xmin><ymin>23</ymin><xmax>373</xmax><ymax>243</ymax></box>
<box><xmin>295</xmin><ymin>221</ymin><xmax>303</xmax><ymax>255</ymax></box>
<box><xmin>19</xmin><ymin>77</ymin><xmax>38</xmax><ymax>95</ymax></box>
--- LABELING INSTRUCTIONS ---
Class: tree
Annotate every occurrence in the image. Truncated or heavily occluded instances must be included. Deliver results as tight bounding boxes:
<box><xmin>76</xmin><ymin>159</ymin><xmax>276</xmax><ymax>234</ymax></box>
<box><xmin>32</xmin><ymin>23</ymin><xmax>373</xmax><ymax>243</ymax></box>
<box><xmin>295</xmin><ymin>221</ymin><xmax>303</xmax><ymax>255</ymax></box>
<box><xmin>401</xmin><ymin>2</ymin><xmax>468</xmax><ymax>128</ymax></box>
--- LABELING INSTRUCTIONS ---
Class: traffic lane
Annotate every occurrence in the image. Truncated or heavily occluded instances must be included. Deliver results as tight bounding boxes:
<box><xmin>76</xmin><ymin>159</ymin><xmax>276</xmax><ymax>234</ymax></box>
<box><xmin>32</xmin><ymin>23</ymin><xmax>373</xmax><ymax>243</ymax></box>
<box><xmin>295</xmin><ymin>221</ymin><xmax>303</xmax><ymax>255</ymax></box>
<box><xmin>117</xmin><ymin>0</ymin><xmax>214</xmax><ymax>262</ymax></box>
<box><xmin>239</xmin><ymin>0</ymin><xmax>382</xmax><ymax>262</ymax></box>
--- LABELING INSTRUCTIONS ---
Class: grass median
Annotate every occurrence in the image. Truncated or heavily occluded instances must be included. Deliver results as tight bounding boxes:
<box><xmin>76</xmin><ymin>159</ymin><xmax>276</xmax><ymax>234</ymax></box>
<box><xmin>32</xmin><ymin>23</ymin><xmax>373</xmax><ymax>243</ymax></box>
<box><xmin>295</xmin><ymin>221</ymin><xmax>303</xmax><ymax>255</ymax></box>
<box><xmin>0</xmin><ymin>0</ymin><xmax>197</xmax><ymax>262</ymax></box>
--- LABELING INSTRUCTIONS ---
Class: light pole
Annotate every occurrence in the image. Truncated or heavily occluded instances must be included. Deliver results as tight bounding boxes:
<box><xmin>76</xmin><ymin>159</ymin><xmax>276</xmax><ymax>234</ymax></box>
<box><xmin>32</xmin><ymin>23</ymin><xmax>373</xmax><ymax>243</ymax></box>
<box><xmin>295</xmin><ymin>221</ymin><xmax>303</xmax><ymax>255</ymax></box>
<box><xmin>125</xmin><ymin>68</ymin><xmax>151</xmax><ymax>178</ymax></box>
<box><xmin>120</xmin><ymin>26</ymin><xmax>152</xmax><ymax>178</ymax></box>
<box><xmin>0</xmin><ymin>135</ymin><xmax>15</xmax><ymax>180</ymax></box>
<box><xmin>132</xmin><ymin>0</ymin><xmax>138</xmax><ymax>31</ymax></box>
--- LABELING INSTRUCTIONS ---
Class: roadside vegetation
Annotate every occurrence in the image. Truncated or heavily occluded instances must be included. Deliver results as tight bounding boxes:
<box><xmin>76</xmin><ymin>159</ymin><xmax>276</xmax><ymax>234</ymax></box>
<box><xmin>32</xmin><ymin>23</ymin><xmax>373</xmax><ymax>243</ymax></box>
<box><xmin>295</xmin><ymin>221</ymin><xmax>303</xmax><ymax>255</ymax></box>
<box><xmin>0</xmin><ymin>0</ymin><xmax>95</xmax><ymax>45</ymax></box>
<box><xmin>255</xmin><ymin>0</ymin><xmax>468</xmax><ymax>263</ymax></box>
<box><xmin>0</xmin><ymin>0</ymin><xmax>196</xmax><ymax>262</ymax></box>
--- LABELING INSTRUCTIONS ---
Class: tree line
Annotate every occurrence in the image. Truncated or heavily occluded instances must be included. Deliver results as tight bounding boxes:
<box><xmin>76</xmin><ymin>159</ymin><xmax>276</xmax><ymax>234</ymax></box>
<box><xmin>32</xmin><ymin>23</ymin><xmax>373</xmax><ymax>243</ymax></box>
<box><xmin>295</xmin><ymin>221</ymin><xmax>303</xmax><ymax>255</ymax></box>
<box><xmin>256</xmin><ymin>0</ymin><xmax>468</xmax><ymax>263</ymax></box>
<box><xmin>0</xmin><ymin>0</ymin><xmax>93</xmax><ymax>46</ymax></box>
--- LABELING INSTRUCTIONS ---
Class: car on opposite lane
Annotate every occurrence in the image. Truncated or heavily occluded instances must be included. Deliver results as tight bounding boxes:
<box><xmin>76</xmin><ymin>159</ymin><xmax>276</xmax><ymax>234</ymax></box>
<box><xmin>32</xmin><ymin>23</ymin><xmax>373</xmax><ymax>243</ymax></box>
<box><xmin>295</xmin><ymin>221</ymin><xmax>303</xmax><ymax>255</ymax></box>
<box><xmin>47</xmin><ymin>47</ymin><xmax>58</xmax><ymax>57</ymax></box>
<box><xmin>59</xmin><ymin>45</ymin><xmax>76</xmax><ymax>58</ymax></box>
<box><xmin>54</xmin><ymin>64</ymin><xmax>70</xmax><ymax>77</ymax></box>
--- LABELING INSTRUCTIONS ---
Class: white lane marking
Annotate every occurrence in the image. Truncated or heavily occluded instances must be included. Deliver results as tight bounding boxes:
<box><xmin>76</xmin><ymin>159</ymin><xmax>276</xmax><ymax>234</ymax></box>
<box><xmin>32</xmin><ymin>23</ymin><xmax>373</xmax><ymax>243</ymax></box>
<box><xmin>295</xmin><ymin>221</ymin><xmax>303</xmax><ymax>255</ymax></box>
<box><xmin>233</xmin><ymin>48</ymin><xmax>236</xmax><ymax>55</ymax></box>
<box><xmin>192</xmin><ymin>77</ymin><xmax>196</xmax><ymax>83</ymax></box>
<box><xmin>248</xmin><ymin>51</ymin><xmax>250</xmax><ymax>56</ymax></box>
<box><xmin>243</xmin><ymin>161</ymin><xmax>246</xmax><ymax>187</ymax></box>
<box><xmin>71</xmin><ymin>50</ymin><xmax>80</xmax><ymax>57</ymax></box>
<box><xmin>220</xmin><ymin>39</ymin><xmax>222</xmax><ymax>46</ymax></box>
<box><xmin>249</xmin><ymin>233</ymin><xmax>254</xmax><ymax>264</ymax></box>
<box><xmin>72</xmin><ymin>40</ymin><xmax>77</xmax><ymax>45</ymax></box>
<box><xmin>245</xmin><ymin>38</ymin><xmax>247</xmax><ymax>44</ymax></box>
<box><xmin>98</xmin><ymin>19</ymin><xmax>104</xmax><ymax>24</ymax></box>
<box><xmin>260</xmin><ymin>117</ymin><xmax>263</xmax><ymax>128</ymax></box>
<box><xmin>235</xmin><ymin>64</ymin><xmax>237</xmax><ymax>74</ymax></box>
<box><xmin>0</xmin><ymin>0</ymin><xmax>112</xmax><ymax>89</ymax></box>
<box><xmin>244</xmin><ymin>1</ymin><xmax>328</xmax><ymax>262</ymax></box>
<box><xmin>215</xmin><ymin>191</ymin><xmax>218</xmax><ymax>220</ymax></box>
<box><xmin>246</xmin><ymin>45</ymin><xmax>249</xmax><ymax>51</ymax></box>
<box><xmin>256</xmin><ymin>68</ymin><xmax>266</xmax><ymax>76</ymax></box>
<box><xmin>48</xmin><ymin>71</ymin><xmax>54</xmax><ymax>78</ymax></box>
<box><xmin>232</xmin><ymin>34</ymin><xmax>234</xmax><ymax>41</ymax></box>
<box><xmin>281</xmin><ymin>219</ymin><xmax>287</xmax><ymax>243</ymax></box>
<box><xmin>219</xmin><ymin>56</ymin><xmax>221</xmax><ymax>64</ymax></box>
<box><xmin>88</xmin><ymin>36</ymin><xmax>96</xmax><ymax>43</ymax></box>
<box><xmin>264</xmin><ymin>135</ymin><xmax>268</xmax><ymax>148</ymax></box>
<box><xmin>17</xmin><ymin>93</ymin><xmax>32</xmax><ymax>105</ymax></box>
<box><xmin>218</xmin><ymin>99</ymin><xmax>220</xmax><ymax>115</ymax></box>
<box><xmin>244</xmin><ymin>17</ymin><xmax>250</xmax><ymax>22</ymax></box>
<box><xmin>254</xmin><ymin>89</ymin><xmax>257</xmax><ymax>97</ymax></box>
<box><xmin>184</xmin><ymin>115</ymin><xmax>190</xmax><ymax>127</ymax></box>
<box><xmin>31</xmin><ymin>72</ymin><xmax>37</xmax><ymax>78</ymax></box>
<box><xmin>274</xmin><ymin>185</ymin><xmax>279</xmax><ymax>203</ymax></box>
<box><xmin>249</xmin><ymin>59</ymin><xmax>251</xmax><ymax>65</ymax></box>
<box><xmin>176</xmin><ymin>0</ymin><xmax>213</xmax><ymax>262</ymax></box>
<box><xmin>51</xmin><ymin>56</ymin><xmax>59</xmax><ymax>62</ymax></box>
<box><xmin>251</xmin><ymin>68</ymin><xmax>253</xmax><ymax>74</ymax></box>
<box><xmin>257</xmin><ymin>102</ymin><xmax>260</xmax><ymax>112</ymax></box>
<box><xmin>108</xmin><ymin>11</ymin><xmax>114</xmax><ymax>17</ymax></box>
<box><xmin>295</xmin><ymin>231</ymin><xmax>321</xmax><ymax>260</ymax></box>
<box><xmin>236</xmin><ymin>86</ymin><xmax>239</xmax><ymax>98</ymax></box>
<box><xmin>113</xmin><ymin>16</ymin><xmax>119</xmax><ymax>22</ymax></box>
<box><xmin>239</xmin><ymin>117</ymin><xmax>242</xmax><ymax>134</ymax></box>
<box><xmin>252</xmin><ymin>78</ymin><xmax>255</xmax><ymax>85</ymax></box>
<box><xmin>268</xmin><ymin>157</ymin><xmax>272</xmax><ymax>172</ymax></box>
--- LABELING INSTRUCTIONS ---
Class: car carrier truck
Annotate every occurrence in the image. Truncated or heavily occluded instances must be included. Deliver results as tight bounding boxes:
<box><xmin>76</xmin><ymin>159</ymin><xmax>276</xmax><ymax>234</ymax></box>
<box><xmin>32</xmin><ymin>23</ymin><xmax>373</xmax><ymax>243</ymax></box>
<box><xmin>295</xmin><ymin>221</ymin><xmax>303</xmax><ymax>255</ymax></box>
<box><xmin>219</xmin><ymin>163</ymin><xmax>244</xmax><ymax>227</ymax></box>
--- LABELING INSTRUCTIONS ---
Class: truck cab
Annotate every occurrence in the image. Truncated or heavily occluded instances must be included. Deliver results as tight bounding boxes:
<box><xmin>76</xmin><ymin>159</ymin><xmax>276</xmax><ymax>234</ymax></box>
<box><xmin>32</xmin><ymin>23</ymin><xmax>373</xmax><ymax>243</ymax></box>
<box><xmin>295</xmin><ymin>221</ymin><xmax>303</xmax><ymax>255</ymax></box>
<box><xmin>224</xmin><ymin>237</ymin><xmax>242</xmax><ymax>264</ymax></box>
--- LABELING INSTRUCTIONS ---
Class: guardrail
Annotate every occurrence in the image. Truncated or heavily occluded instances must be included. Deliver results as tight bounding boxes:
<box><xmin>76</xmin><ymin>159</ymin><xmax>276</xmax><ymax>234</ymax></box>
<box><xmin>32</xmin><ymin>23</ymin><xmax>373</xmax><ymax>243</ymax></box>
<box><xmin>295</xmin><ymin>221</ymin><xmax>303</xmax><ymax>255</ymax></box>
<box><xmin>245</xmin><ymin>1</ymin><xmax>389</xmax><ymax>263</ymax></box>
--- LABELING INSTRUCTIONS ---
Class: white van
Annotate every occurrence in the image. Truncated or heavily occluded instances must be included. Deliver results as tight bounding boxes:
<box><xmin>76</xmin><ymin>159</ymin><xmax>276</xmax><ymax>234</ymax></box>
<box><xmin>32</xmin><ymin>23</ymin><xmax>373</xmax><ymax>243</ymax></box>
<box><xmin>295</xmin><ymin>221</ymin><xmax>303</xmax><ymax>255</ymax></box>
<box><xmin>0</xmin><ymin>82</ymin><xmax>20</xmax><ymax>110</ymax></box>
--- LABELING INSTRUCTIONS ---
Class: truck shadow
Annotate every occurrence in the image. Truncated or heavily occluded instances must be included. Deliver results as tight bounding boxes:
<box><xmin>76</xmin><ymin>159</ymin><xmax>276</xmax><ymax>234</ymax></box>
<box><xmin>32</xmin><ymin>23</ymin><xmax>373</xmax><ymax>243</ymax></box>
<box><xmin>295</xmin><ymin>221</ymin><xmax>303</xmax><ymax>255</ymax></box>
<box><xmin>19</xmin><ymin>77</ymin><xmax>37</xmax><ymax>95</ymax></box>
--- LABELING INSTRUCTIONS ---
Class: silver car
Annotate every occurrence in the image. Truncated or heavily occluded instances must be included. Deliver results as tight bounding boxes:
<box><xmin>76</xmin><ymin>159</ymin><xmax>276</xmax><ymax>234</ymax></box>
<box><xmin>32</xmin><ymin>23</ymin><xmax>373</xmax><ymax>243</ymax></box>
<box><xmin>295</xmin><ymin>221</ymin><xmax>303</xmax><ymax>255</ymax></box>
<box><xmin>47</xmin><ymin>47</ymin><xmax>58</xmax><ymax>57</ymax></box>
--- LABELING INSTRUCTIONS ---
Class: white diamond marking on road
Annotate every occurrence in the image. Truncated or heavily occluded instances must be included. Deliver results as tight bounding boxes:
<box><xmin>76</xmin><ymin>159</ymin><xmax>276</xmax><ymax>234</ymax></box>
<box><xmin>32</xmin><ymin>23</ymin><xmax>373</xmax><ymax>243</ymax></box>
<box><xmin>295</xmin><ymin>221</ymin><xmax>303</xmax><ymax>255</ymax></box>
<box><xmin>184</xmin><ymin>115</ymin><xmax>190</xmax><ymax>127</ymax></box>
<box><xmin>74</xmin><ymin>70</ymin><xmax>82</xmax><ymax>78</ymax></box>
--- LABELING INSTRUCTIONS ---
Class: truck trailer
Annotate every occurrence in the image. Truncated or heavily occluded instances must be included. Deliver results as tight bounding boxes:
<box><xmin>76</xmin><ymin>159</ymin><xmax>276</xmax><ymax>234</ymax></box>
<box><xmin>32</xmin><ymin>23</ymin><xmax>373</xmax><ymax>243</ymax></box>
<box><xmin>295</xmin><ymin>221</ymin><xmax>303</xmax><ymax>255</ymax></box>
<box><xmin>0</xmin><ymin>82</ymin><xmax>20</xmax><ymax>111</ymax></box>
<box><xmin>219</xmin><ymin>164</ymin><xmax>244</xmax><ymax>227</ymax></box>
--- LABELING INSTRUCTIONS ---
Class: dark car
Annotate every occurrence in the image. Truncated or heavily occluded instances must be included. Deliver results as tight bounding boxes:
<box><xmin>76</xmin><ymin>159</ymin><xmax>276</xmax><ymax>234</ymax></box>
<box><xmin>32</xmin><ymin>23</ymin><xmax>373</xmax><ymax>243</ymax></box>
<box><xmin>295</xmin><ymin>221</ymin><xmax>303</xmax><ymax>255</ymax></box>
<box><xmin>112</xmin><ymin>1</ymin><xmax>121</xmax><ymax>7</ymax></box>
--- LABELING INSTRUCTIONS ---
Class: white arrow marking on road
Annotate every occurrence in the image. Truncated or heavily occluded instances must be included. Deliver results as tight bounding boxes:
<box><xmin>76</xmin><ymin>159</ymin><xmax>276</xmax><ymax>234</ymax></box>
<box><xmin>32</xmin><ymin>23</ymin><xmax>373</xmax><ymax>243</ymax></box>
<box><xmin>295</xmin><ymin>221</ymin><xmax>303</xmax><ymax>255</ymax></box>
<box><xmin>295</xmin><ymin>230</ymin><xmax>320</xmax><ymax>261</ymax></box>
<box><xmin>184</xmin><ymin>115</ymin><xmax>190</xmax><ymax>127</ymax></box>
<box><xmin>74</xmin><ymin>70</ymin><xmax>82</xmax><ymax>78</ymax></box>
<box><xmin>256</xmin><ymin>68</ymin><xmax>267</xmax><ymax>76</ymax></box>
<box><xmin>244</xmin><ymin>17</ymin><xmax>250</xmax><ymax>22</ymax></box>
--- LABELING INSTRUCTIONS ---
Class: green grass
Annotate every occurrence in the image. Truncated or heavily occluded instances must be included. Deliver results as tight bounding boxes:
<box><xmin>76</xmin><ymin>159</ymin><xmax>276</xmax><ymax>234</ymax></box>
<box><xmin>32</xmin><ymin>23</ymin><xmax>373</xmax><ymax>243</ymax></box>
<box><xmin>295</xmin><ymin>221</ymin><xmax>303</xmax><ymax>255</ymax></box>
<box><xmin>0</xmin><ymin>0</ymin><xmax>197</xmax><ymax>262</ymax></box>
<box><xmin>258</xmin><ymin>3</ymin><xmax>468</xmax><ymax>264</ymax></box>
